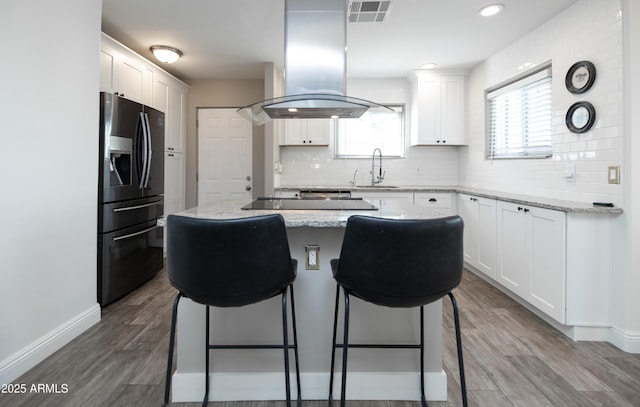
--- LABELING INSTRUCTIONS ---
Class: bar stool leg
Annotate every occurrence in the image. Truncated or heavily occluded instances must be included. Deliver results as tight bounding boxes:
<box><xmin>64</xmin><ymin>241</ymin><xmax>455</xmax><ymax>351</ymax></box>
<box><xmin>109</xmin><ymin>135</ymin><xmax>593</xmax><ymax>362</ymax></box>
<box><xmin>289</xmin><ymin>285</ymin><xmax>302</xmax><ymax>406</ymax></box>
<box><xmin>282</xmin><ymin>289</ymin><xmax>292</xmax><ymax>406</ymax></box>
<box><xmin>203</xmin><ymin>306</ymin><xmax>210</xmax><ymax>407</ymax></box>
<box><xmin>163</xmin><ymin>292</ymin><xmax>183</xmax><ymax>407</ymax></box>
<box><xmin>340</xmin><ymin>288</ymin><xmax>350</xmax><ymax>407</ymax></box>
<box><xmin>328</xmin><ymin>284</ymin><xmax>340</xmax><ymax>406</ymax></box>
<box><xmin>420</xmin><ymin>306</ymin><xmax>428</xmax><ymax>407</ymax></box>
<box><xmin>448</xmin><ymin>292</ymin><xmax>468</xmax><ymax>407</ymax></box>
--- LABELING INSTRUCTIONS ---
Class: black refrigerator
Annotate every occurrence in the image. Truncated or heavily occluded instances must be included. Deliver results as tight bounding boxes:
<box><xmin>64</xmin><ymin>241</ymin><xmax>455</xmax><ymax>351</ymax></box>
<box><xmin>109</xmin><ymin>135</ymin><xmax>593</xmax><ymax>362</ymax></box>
<box><xmin>98</xmin><ymin>92</ymin><xmax>164</xmax><ymax>306</ymax></box>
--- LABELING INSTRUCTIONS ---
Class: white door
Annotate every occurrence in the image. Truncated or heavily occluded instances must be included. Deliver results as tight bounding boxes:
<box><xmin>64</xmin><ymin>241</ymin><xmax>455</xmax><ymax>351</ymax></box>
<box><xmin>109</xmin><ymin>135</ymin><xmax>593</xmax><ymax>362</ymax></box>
<box><xmin>497</xmin><ymin>202</ymin><xmax>527</xmax><ymax>296</ymax></box>
<box><xmin>476</xmin><ymin>197</ymin><xmax>497</xmax><ymax>278</ymax></box>
<box><xmin>458</xmin><ymin>194</ymin><xmax>478</xmax><ymax>266</ymax></box>
<box><xmin>528</xmin><ymin>207</ymin><xmax>566</xmax><ymax>323</ymax></box>
<box><xmin>197</xmin><ymin>108</ymin><xmax>252</xmax><ymax>204</ymax></box>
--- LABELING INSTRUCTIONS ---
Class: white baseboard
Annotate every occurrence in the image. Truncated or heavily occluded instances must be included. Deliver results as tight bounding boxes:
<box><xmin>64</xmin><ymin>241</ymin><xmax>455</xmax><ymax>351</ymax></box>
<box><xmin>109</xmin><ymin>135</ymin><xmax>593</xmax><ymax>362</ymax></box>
<box><xmin>0</xmin><ymin>304</ymin><xmax>101</xmax><ymax>385</ymax></box>
<box><xmin>171</xmin><ymin>371</ymin><xmax>448</xmax><ymax>402</ymax></box>
<box><xmin>608</xmin><ymin>326</ymin><xmax>640</xmax><ymax>353</ymax></box>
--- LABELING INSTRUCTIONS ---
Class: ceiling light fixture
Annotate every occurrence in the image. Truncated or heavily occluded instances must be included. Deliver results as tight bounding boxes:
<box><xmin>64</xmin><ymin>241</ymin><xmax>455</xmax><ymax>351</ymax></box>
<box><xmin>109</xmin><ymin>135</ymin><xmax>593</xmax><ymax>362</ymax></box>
<box><xmin>150</xmin><ymin>45</ymin><xmax>183</xmax><ymax>64</ymax></box>
<box><xmin>420</xmin><ymin>63</ymin><xmax>437</xmax><ymax>69</ymax></box>
<box><xmin>479</xmin><ymin>4</ymin><xmax>504</xmax><ymax>17</ymax></box>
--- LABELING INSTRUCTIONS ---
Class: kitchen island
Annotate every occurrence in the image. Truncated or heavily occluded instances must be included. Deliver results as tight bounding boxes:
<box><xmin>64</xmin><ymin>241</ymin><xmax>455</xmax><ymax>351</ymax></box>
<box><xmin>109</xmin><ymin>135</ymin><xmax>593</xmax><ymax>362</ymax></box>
<box><xmin>168</xmin><ymin>199</ymin><xmax>452</xmax><ymax>403</ymax></box>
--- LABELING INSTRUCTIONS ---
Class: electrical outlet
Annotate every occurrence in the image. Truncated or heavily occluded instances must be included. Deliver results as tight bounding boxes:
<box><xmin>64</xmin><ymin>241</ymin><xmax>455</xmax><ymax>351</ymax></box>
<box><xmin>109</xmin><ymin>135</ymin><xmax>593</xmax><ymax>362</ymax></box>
<box><xmin>305</xmin><ymin>244</ymin><xmax>320</xmax><ymax>270</ymax></box>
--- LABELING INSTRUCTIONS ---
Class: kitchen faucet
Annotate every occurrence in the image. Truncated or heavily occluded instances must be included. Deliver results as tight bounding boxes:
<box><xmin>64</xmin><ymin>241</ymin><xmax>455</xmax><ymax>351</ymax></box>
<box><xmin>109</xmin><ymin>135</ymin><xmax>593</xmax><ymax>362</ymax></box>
<box><xmin>371</xmin><ymin>148</ymin><xmax>384</xmax><ymax>185</ymax></box>
<box><xmin>350</xmin><ymin>169</ymin><xmax>358</xmax><ymax>186</ymax></box>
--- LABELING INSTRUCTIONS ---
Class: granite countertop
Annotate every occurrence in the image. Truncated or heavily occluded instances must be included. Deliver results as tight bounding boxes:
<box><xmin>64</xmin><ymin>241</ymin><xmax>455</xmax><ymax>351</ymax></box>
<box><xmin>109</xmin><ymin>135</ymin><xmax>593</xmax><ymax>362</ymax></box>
<box><xmin>175</xmin><ymin>199</ymin><xmax>449</xmax><ymax>228</ymax></box>
<box><xmin>276</xmin><ymin>185</ymin><xmax>623</xmax><ymax>214</ymax></box>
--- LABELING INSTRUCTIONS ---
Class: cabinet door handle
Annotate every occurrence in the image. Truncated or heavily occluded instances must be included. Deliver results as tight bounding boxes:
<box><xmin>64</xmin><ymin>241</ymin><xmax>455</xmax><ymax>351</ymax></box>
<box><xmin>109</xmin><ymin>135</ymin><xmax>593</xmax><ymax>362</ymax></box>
<box><xmin>518</xmin><ymin>206</ymin><xmax>523</xmax><ymax>211</ymax></box>
<box><xmin>524</xmin><ymin>208</ymin><xmax>530</xmax><ymax>213</ymax></box>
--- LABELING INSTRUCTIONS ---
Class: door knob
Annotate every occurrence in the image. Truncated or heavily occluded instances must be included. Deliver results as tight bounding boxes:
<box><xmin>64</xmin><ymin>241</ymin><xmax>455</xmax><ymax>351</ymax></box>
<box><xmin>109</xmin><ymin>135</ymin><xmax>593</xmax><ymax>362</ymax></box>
<box><xmin>246</xmin><ymin>185</ymin><xmax>252</xmax><ymax>191</ymax></box>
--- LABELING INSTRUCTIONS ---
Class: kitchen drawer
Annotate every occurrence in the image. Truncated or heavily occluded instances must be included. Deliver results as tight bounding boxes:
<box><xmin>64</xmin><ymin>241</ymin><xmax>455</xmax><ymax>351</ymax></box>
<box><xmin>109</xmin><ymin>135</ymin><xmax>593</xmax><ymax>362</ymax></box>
<box><xmin>414</xmin><ymin>192</ymin><xmax>454</xmax><ymax>210</ymax></box>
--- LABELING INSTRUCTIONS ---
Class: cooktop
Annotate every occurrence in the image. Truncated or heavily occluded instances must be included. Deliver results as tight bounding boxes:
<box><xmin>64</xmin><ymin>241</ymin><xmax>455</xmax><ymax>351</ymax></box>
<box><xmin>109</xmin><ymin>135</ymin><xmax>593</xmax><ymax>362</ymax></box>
<box><xmin>241</xmin><ymin>197</ymin><xmax>378</xmax><ymax>211</ymax></box>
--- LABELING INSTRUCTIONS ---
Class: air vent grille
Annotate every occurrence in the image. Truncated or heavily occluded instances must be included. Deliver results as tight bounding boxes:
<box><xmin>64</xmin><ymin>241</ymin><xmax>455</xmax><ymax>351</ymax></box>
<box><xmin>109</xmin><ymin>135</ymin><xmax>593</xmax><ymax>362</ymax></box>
<box><xmin>348</xmin><ymin>1</ymin><xmax>390</xmax><ymax>23</ymax></box>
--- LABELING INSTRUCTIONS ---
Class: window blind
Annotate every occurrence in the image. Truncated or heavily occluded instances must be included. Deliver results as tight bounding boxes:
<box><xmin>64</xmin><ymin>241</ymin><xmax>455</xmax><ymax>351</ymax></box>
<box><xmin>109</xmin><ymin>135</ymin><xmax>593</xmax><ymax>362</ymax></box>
<box><xmin>486</xmin><ymin>67</ymin><xmax>553</xmax><ymax>159</ymax></box>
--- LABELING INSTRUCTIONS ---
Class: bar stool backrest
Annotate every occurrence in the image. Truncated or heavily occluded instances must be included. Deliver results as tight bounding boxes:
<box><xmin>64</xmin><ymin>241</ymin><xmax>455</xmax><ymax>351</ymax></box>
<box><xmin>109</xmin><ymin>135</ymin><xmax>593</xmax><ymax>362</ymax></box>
<box><xmin>333</xmin><ymin>215</ymin><xmax>464</xmax><ymax>308</ymax></box>
<box><xmin>166</xmin><ymin>214</ymin><xmax>296</xmax><ymax>307</ymax></box>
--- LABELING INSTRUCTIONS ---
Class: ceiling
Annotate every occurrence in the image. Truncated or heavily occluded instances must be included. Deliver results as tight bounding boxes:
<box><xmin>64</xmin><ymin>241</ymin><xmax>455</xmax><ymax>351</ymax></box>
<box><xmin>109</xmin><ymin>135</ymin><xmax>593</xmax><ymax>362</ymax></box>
<box><xmin>101</xmin><ymin>0</ymin><xmax>579</xmax><ymax>82</ymax></box>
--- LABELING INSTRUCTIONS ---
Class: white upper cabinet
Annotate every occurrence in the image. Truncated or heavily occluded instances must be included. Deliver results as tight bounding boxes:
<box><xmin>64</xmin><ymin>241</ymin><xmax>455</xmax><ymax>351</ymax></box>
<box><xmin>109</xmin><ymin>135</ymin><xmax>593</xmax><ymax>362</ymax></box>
<box><xmin>153</xmin><ymin>76</ymin><xmax>188</xmax><ymax>153</ymax></box>
<box><xmin>409</xmin><ymin>71</ymin><xmax>467</xmax><ymax>146</ymax></box>
<box><xmin>100</xmin><ymin>35</ymin><xmax>153</xmax><ymax>106</ymax></box>
<box><xmin>279</xmin><ymin>119</ymin><xmax>330</xmax><ymax>146</ymax></box>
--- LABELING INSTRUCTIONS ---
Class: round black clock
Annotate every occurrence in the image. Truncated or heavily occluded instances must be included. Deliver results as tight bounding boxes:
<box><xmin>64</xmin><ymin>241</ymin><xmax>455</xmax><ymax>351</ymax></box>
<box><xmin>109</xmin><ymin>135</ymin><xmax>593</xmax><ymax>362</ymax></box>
<box><xmin>565</xmin><ymin>61</ymin><xmax>596</xmax><ymax>94</ymax></box>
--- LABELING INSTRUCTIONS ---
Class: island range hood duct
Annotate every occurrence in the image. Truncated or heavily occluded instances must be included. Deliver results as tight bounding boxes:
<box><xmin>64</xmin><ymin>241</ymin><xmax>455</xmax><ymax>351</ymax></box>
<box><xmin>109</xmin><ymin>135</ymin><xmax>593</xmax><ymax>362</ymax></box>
<box><xmin>238</xmin><ymin>0</ymin><xmax>390</xmax><ymax>124</ymax></box>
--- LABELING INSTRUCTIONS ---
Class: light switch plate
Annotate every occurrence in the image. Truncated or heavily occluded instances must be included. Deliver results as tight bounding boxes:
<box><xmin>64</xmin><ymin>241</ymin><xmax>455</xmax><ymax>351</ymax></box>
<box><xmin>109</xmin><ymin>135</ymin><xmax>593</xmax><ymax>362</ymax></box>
<box><xmin>608</xmin><ymin>165</ymin><xmax>620</xmax><ymax>184</ymax></box>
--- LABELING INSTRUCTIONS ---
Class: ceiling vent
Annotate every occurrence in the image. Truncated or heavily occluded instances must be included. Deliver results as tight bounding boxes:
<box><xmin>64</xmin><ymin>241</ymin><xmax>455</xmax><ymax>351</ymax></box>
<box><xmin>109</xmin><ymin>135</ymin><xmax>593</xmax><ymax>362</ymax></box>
<box><xmin>349</xmin><ymin>1</ymin><xmax>391</xmax><ymax>23</ymax></box>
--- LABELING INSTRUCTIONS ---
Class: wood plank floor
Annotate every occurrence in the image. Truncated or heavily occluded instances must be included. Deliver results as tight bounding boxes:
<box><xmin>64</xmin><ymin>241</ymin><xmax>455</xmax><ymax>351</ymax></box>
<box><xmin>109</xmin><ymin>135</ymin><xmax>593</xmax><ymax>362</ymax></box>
<box><xmin>2</xmin><ymin>268</ymin><xmax>639</xmax><ymax>407</ymax></box>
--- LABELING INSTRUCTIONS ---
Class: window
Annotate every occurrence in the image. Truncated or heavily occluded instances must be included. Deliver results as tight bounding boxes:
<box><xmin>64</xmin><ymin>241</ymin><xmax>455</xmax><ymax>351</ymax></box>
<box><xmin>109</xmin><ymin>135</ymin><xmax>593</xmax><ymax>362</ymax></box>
<box><xmin>335</xmin><ymin>105</ymin><xmax>405</xmax><ymax>158</ymax></box>
<box><xmin>486</xmin><ymin>64</ymin><xmax>553</xmax><ymax>159</ymax></box>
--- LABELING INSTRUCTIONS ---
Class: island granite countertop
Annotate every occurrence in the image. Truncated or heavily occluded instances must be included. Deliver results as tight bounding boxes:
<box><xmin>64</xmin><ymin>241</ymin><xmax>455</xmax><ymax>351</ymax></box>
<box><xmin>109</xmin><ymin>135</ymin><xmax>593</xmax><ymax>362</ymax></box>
<box><xmin>175</xmin><ymin>199</ymin><xmax>449</xmax><ymax>228</ymax></box>
<box><xmin>275</xmin><ymin>185</ymin><xmax>623</xmax><ymax>214</ymax></box>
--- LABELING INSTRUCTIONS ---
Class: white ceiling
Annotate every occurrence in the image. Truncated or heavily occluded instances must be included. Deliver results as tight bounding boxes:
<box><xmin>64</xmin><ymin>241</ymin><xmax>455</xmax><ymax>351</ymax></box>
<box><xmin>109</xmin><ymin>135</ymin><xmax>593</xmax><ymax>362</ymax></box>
<box><xmin>101</xmin><ymin>0</ymin><xmax>579</xmax><ymax>82</ymax></box>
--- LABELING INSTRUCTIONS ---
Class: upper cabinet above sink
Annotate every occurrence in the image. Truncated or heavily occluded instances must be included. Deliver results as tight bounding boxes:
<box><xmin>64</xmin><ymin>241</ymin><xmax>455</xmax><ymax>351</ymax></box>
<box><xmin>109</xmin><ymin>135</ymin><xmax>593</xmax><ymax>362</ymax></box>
<box><xmin>409</xmin><ymin>71</ymin><xmax>468</xmax><ymax>146</ymax></box>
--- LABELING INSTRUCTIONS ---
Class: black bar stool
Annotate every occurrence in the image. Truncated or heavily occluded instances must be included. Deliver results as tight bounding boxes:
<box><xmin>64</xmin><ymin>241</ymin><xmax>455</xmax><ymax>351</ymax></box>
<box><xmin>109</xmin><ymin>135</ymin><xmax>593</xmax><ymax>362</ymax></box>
<box><xmin>328</xmin><ymin>215</ymin><xmax>468</xmax><ymax>407</ymax></box>
<box><xmin>162</xmin><ymin>214</ymin><xmax>301</xmax><ymax>406</ymax></box>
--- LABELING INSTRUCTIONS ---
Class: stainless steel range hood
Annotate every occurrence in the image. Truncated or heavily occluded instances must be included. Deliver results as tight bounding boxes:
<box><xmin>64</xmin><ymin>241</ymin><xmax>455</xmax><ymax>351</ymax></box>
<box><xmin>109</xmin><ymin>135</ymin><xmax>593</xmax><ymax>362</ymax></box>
<box><xmin>238</xmin><ymin>0</ymin><xmax>389</xmax><ymax>124</ymax></box>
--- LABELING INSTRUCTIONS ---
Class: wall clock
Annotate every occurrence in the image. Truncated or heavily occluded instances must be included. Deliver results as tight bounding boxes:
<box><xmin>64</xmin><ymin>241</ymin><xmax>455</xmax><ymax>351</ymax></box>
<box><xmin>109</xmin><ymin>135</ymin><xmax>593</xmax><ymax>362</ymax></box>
<box><xmin>565</xmin><ymin>61</ymin><xmax>596</xmax><ymax>94</ymax></box>
<box><xmin>565</xmin><ymin>101</ymin><xmax>596</xmax><ymax>133</ymax></box>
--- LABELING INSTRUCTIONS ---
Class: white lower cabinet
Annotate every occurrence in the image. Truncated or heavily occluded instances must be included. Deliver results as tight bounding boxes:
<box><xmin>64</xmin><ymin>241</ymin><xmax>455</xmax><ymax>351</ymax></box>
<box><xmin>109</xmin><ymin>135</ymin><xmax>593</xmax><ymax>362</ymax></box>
<box><xmin>496</xmin><ymin>201</ymin><xmax>566</xmax><ymax>323</ymax></box>
<box><xmin>458</xmin><ymin>194</ymin><xmax>497</xmax><ymax>279</ymax></box>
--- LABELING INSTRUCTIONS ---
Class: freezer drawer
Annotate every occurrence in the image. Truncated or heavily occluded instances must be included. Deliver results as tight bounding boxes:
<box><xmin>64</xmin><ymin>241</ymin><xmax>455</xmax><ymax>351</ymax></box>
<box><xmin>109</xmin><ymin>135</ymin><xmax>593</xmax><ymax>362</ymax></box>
<box><xmin>98</xmin><ymin>218</ymin><xmax>163</xmax><ymax>306</ymax></box>
<box><xmin>98</xmin><ymin>195</ymin><xmax>163</xmax><ymax>233</ymax></box>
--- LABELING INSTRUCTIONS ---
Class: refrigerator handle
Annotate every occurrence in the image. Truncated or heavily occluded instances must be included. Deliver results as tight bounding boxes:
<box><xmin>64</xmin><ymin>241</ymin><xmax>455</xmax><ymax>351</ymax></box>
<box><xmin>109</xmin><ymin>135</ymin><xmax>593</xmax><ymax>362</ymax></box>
<box><xmin>134</xmin><ymin>115</ymin><xmax>143</xmax><ymax>188</ymax></box>
<box><xmin>138</xmin><ymin>112</ymin><xmax>149</xmax><ymax>189</ymax></box>
<box><xmin>143</xmin><ymin>112</ymin><xmax>152</xmax><ymax>188</ymax></box>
